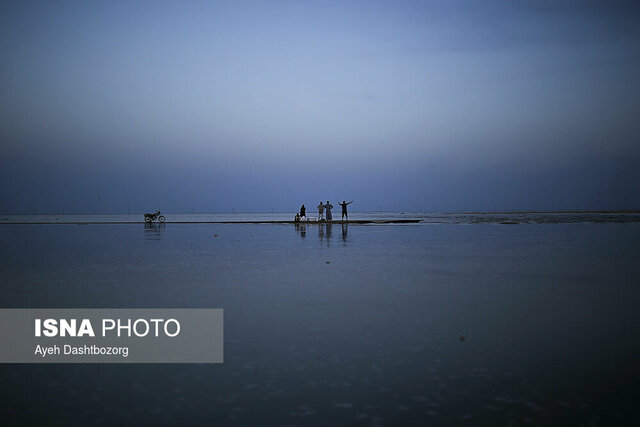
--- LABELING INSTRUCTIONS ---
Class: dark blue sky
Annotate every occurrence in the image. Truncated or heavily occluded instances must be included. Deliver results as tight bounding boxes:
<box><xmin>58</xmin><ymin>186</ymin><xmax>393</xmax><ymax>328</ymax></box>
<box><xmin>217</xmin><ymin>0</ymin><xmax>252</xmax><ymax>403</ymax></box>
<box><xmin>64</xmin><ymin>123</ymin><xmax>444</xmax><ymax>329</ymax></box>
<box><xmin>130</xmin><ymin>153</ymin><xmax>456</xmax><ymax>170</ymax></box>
<box><xmin>1</xmin><ymin>1</ymin><xmax>639</xmax><ymax>213</ymax></box>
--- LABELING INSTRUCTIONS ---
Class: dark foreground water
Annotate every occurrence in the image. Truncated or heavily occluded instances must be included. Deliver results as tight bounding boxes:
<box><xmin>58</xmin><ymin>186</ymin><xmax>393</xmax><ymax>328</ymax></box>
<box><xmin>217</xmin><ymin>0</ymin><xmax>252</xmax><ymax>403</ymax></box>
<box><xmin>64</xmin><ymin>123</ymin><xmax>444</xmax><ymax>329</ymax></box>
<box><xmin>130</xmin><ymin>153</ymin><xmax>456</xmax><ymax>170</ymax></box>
<box><xmin>0</xmin><ymin>222</ymin><xmax>639</xmax><ymax>425</ymax></box>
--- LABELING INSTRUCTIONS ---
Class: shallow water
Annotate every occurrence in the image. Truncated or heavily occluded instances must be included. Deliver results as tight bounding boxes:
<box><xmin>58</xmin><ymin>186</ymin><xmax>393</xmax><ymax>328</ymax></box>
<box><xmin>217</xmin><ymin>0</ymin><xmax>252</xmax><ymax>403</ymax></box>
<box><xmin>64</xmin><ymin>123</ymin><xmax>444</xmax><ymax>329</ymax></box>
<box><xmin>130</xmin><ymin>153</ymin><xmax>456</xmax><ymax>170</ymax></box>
<box><xmin>1</xmin><ymin>222</ymin><xmax>639</xmax><ymax>425</ymax></box>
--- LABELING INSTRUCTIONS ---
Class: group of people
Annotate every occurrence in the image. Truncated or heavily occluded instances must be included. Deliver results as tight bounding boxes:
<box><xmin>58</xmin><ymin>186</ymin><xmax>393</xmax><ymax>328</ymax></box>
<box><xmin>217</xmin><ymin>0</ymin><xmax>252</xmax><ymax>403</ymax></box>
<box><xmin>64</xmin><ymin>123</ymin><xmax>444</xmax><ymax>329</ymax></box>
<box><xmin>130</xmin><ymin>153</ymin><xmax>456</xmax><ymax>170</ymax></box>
<box><xmin>295</xmin><ymin>200</ymin><xmax>353</xmax><ymax>222</ymax></box>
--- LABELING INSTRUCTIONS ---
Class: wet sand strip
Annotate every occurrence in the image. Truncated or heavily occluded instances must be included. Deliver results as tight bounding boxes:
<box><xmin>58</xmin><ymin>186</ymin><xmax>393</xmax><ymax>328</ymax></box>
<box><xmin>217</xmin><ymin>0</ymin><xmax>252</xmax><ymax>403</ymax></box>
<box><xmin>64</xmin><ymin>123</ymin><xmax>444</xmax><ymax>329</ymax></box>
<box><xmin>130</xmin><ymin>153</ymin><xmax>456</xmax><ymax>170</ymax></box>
<box><xmin>0</xmin><ymin>219</ymin><xmax>423</xmax><ymax>225</ymax></box>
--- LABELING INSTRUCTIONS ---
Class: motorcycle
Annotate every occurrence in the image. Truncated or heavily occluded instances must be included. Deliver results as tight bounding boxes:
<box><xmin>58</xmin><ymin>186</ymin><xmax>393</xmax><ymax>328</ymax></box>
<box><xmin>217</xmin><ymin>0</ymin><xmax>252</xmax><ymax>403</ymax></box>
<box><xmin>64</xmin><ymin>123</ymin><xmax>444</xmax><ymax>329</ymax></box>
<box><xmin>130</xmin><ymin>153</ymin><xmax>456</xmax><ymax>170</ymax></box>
<box><xmin>144</xmin><ymin>210</ymin><xmax>166</xmax><ymax>223</ymax></box>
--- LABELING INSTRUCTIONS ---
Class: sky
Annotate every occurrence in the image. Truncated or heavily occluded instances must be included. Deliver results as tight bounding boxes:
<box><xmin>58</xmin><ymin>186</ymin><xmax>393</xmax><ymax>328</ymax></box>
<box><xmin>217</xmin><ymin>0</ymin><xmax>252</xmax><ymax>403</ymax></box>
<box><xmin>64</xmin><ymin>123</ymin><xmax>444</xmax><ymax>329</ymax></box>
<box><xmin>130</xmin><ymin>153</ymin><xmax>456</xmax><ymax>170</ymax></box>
<box><xmin>1</xmin><ymin>0</ymin><xmax>639</xmax><ymax>213</ymax></box>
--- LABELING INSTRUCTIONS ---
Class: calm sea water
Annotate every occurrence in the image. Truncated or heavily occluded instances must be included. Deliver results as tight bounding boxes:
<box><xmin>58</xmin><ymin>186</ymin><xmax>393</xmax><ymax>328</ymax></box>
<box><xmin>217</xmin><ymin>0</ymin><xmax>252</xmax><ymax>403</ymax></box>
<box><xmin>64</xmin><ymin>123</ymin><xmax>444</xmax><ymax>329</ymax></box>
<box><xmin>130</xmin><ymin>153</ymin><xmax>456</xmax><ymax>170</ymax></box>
<box><xmin>1</xmin><ymin>220</ymin><xmax>638</xmax><ymax>425</ymax></box>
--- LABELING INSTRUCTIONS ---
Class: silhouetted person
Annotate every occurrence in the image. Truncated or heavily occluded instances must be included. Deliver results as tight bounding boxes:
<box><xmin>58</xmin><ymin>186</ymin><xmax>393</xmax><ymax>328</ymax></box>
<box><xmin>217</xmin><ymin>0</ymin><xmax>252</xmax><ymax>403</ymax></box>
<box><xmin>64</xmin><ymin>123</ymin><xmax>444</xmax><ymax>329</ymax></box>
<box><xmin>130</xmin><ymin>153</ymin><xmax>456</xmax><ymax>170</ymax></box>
<box><xmin>338</xmin><ymin>200</ymin><xmax>353</xmax><ymax>221</ymax></box>
<box><xmin>317</xmin><ymin>202</ymin><xmax>325</xmax><ymax>221</ymax></box>
<box><xmin>325</xmin><ymin>201</ymin><xmax>334</xmax><ymax>221</ymax></box>
<box><xmin>300</xmin><ymin>204</ymin><xmax>306</xmax><ymax>219</ymax></box>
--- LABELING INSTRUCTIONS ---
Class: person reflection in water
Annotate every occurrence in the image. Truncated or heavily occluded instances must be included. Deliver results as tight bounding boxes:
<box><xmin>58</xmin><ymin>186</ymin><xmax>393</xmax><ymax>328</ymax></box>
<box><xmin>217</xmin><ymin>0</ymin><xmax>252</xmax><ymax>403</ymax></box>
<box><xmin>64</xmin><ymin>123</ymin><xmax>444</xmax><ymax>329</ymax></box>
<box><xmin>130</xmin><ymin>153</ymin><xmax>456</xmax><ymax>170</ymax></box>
<box><xmin>341</xmin><ymin>222</ymin><xmax>348</xmax><ymax>242</ymax></box>
<box><xmin>325</xmin><ymin>201</ymin><xmax>334</xmax><ymax>221</ymax></box>
<box><xmin>295</xmin><ymin>222</ymin><xmax>306</xmax><ymax>238</ymax></box>
<box><xmin>338</xmin><ymin>200</ymin><xmax>353</xmax><ymax>221</ymax></box>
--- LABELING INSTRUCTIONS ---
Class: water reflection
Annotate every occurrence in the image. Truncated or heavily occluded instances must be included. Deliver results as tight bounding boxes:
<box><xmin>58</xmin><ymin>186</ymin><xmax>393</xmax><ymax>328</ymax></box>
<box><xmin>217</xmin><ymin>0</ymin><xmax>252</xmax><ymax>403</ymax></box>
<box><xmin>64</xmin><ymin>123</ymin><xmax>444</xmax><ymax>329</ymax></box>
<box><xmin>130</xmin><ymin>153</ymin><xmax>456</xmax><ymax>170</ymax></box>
<box><xmin>294</xmin><ymin>222</ymin><xmax>306</xmax><ymax>239</ymax></box>
<box><xmin>294</xmin><ymin>222</ymin><xmax>347</xmax><ymax>244</ymax></box>
<box><xmin>144</xmin><ymin>222</ymin><xmax>165</xmax><ymax>240</ymax></box>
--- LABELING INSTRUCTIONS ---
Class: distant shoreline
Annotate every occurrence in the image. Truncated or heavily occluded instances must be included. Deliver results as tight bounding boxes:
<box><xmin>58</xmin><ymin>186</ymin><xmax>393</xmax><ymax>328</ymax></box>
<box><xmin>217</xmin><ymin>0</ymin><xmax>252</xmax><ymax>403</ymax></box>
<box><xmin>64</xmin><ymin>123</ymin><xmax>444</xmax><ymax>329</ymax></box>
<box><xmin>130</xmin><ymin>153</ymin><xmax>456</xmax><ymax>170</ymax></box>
<box><xmin>449</xmin><ymin>210</ymin><xmax>640</xmax><ymax>215</ymax></box>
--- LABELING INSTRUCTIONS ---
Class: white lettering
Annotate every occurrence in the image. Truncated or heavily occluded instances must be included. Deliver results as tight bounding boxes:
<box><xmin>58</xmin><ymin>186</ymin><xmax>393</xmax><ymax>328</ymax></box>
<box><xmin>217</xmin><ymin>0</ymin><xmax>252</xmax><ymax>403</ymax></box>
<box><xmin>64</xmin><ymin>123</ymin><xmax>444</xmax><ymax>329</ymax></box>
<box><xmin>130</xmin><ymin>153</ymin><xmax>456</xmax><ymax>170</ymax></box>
<box><xmin>34</xmin><ymin>319</ymin><xmax>95</xmax><ymax>337</ymax></box>
<box><xmin>165</xmin><ymin>319</ymin><xmax>180</xmax><ymax>337</ymax></box>
<box><xmin>133</xmin><ymin>319</ymin><xmax>149</xmax><ymax>337</ymax></box>
<box><xmin>59</xmin><ymin>319</ymin><xmax>75</xmax><ymax>337</ymax></box>
<box><xmin>102</xmin><ymin>319</ymin><xmax>116</xmax><ymax>336</ymax></box>
<box><xmin>77</xmin><ymin>319</ymin><xmax>95</xmax><ymax>337</ymax></box>
<box><xmin>43</xmin><ymin>319</ymin><xmax>58</xmax><ymax>337</ymax></box>
<box><xmin>34</xmin><ymin>344</ymin><xmax>60</xmax><ymax>357</ymax></box>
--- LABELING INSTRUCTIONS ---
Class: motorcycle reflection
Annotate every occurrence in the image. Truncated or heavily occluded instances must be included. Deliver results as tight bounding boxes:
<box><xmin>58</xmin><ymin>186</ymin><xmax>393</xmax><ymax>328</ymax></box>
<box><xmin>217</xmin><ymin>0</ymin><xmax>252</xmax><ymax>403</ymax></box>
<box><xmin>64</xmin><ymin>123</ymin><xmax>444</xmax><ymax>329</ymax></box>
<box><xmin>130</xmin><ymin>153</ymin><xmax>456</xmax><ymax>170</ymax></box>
<box><xmin>144</xmin><ymin>222</ymin><xmax>165</xmax><ymax>240</ymax></box>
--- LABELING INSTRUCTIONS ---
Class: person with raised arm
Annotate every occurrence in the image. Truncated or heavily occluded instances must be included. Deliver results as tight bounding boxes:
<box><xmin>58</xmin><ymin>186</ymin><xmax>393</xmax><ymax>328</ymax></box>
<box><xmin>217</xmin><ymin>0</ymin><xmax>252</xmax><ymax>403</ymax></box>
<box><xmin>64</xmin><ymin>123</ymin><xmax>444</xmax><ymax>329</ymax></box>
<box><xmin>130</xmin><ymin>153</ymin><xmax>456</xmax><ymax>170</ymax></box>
<box><xmin>338</xmin><ymin>200</ymin><xmax>353</xmax><ymax>221</ymax></box>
